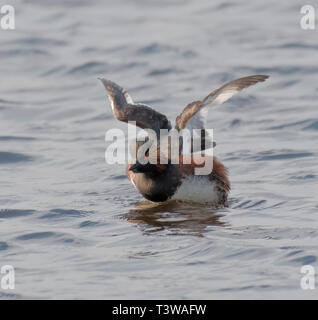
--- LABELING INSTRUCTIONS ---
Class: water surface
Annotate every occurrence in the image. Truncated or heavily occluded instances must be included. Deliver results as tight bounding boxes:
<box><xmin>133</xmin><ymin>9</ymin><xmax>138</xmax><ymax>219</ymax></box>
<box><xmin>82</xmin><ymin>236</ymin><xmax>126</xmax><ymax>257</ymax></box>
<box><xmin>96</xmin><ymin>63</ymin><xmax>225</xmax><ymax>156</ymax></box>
<box><xmin>0</xmin><ymin>0</ymin><xmax>318</xmax><ymax>299</ymax></box>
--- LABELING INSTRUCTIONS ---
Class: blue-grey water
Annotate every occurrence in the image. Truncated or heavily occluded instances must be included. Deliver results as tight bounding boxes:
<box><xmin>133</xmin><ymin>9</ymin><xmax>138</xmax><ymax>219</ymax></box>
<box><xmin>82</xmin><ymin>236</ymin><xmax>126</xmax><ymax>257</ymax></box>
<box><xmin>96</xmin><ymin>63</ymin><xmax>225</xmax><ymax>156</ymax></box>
<box><xmin>0</xmin><ymin>0</ymin><xmax>318</xmax><ymax>299</ymax></box>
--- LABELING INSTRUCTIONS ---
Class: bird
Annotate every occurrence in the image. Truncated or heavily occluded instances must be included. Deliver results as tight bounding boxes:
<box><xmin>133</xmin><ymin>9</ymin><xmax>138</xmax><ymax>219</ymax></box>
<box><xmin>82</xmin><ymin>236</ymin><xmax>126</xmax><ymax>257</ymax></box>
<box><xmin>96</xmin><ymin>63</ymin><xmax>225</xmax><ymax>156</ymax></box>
<box><xmin>99</xmin><ymin>75</ymin><xmax>269</xmax><ymax>205</ymax></box>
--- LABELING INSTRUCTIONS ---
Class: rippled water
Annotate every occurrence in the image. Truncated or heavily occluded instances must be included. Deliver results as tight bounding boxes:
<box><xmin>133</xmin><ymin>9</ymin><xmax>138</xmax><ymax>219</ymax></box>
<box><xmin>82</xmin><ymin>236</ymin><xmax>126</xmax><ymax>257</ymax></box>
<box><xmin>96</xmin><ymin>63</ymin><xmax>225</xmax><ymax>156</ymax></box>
<box><xmin>1</xmin><ymin>0</ymin><xmax>318</xmax><ymax>299</ymax></box>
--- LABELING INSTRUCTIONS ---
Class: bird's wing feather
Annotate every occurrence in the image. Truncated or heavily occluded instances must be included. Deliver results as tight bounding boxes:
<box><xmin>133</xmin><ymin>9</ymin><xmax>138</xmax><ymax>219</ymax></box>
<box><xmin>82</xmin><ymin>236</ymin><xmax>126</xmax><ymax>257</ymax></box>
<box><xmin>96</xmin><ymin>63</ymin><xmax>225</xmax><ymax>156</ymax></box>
<box><xmin>175</xmin><ymin>75</ymin><xmax>269</xmax><ymax>131</ymax></box>
<box><xmin>99</xmin><ymin>78</ymin><xmax>171</xmax><ymax>136</ymax></box>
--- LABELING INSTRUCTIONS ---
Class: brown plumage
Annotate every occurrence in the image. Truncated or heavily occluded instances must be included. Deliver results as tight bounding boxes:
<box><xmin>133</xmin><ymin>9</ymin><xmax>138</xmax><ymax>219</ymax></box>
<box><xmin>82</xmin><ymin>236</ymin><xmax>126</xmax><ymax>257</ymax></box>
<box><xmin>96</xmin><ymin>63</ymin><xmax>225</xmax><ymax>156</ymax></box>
<box><xmin>177</xmin><ymin>155</ymin><xmax>230</xmax><ymax>193</ymax></box>
<box><xmin>126</xmin><ymin>155</ymin><xmax>230</xmax><ymax>204</ymax></box>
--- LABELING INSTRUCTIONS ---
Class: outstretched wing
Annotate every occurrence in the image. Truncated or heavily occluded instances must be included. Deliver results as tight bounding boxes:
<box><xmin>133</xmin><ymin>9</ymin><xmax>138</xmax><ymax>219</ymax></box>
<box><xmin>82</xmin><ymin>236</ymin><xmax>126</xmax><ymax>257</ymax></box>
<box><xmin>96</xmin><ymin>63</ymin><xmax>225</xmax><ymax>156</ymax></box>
<box><xmin>99</xmin><ymin>78</ymin><xmax>172</xmax><ymax>136</ymax></box>
<box><xmin>175</xmin><ymin>75</ymin><xmax>269</xmax><ymax>131</ymax></box>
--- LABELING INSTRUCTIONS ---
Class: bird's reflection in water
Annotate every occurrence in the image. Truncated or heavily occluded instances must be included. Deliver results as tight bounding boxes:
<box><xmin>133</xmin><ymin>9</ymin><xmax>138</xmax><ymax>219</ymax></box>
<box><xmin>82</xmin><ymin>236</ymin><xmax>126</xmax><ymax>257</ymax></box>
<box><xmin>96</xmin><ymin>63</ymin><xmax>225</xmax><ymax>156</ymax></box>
<box><xmin>123</xmin><ymin>200</ymin><xmax>228</xmax><ymax>236</ymax></box>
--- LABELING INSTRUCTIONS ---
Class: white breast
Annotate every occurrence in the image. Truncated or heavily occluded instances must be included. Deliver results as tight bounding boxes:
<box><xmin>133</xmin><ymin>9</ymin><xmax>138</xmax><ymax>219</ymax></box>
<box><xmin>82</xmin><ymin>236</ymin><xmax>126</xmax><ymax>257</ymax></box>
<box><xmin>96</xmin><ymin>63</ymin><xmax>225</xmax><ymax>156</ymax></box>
<box><xmin>171</xmin><ymin>175</ymin><xmax>220</xmax><ymax>203</ymax></box>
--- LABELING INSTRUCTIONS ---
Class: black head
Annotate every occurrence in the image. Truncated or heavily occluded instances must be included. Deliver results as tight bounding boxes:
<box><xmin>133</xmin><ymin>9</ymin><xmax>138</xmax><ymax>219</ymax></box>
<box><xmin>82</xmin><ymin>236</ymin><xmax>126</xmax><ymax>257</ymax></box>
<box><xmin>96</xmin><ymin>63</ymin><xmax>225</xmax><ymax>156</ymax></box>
<box><xmin>129</xmin><ymin>161</ymin><xmax>166</xmax><ymax>174</ymax></box>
